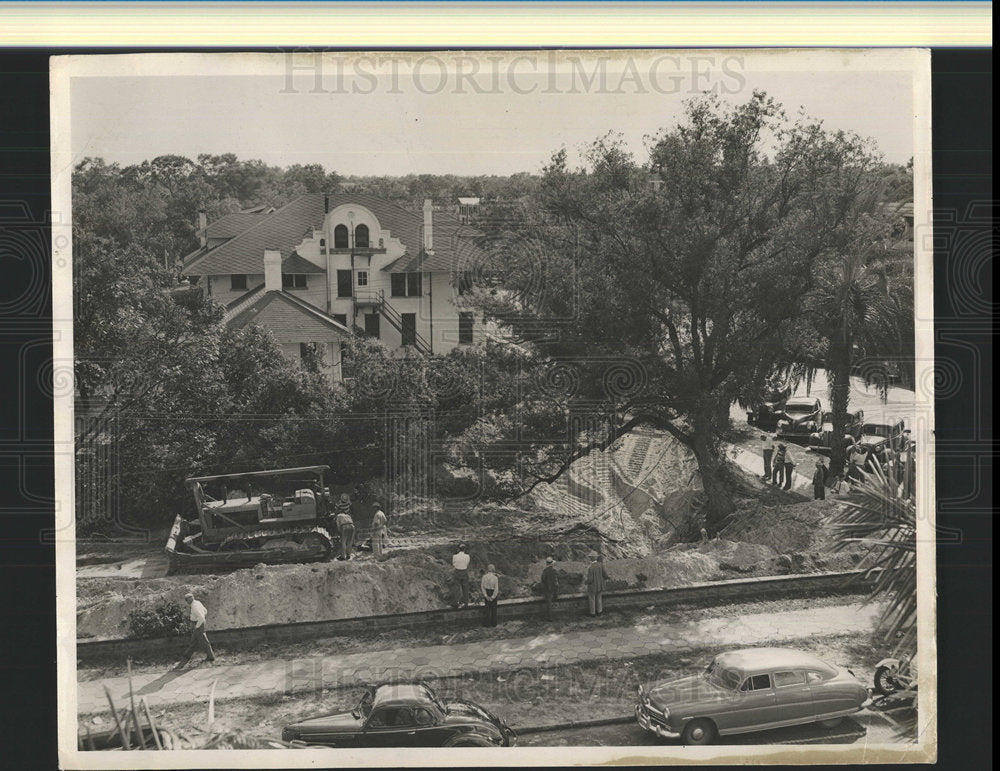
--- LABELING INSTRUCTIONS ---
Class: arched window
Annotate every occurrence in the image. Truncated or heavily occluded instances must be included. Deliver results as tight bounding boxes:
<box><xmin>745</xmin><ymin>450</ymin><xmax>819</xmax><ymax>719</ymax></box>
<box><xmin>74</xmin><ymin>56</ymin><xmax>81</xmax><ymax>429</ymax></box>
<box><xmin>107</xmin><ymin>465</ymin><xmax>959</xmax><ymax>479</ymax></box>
<box><xmin>355</xmin><ymin>224</ymin><xmax>370</xmax><ymax>248</ymax></box>
<box><xmin>334</xmin><ymin>224</ymin><xmax>349</xmax><ymax>249</ymax></box>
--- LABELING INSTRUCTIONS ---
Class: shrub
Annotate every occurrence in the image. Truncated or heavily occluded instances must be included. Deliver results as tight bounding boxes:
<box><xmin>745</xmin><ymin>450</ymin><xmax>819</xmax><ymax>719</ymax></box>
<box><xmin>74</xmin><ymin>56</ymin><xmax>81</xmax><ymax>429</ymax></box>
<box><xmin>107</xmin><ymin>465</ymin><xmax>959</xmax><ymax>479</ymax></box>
<box><xmin>126</xmin><ymin>600</ymin><xmax>188</xmax><ymax>639</ymax></box>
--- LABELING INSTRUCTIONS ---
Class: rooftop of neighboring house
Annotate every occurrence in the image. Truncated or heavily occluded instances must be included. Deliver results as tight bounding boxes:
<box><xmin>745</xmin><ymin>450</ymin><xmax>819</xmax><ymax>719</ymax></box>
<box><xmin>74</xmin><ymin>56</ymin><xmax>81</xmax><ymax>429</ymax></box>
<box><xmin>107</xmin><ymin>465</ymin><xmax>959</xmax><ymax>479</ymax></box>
<box><xmin>182</xmin><ymin>192</ymin><xmax>485</xmax><ymax>277</ymax></box>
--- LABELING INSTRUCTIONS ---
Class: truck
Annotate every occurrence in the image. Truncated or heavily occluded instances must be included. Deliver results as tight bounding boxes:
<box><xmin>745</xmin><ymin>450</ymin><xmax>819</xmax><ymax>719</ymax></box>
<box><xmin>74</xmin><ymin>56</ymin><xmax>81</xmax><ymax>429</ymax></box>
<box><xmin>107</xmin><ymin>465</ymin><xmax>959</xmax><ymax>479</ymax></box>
<box><xmin>165</xmin><ymin>465</ymin><xmax>336</xmax><ymax>574</ymax></box>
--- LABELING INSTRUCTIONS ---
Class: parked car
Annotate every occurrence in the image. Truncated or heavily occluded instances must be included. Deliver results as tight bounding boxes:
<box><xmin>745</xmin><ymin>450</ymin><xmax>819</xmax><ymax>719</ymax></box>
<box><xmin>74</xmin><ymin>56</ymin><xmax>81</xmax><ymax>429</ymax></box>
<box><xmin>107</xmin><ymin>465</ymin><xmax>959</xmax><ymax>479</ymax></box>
<box><xmin>856</xmin><ymin>418</ymin><xmax>906</xmax><ymax>460</ymax></box>
<box><xmin>635</xmin><ymin>647</ymin><xmax>869</xmax><ymax>745</ymax></box>
<box><xmin>809</xmin><ymin>410</ymin><xmax>865</xmax><ymax>454</ymax></box>
<box><xmin>746</xmin><ymin>387</ymin><xmax>793</xmax><ymax>431</ymax></box>
<box><xmin>873</xmin><ymin>653</ymin><xmax>917</xmax><ymax>696</ymax></box>
<box><xmin>775</xmin><ymin>397</ymin><xmax>823</xmax><ymax>440</ymax></box>
<box><xmin>281</xmin><ymin>682</ymin><xmax>516</xmax><ymax>747</ymax></box>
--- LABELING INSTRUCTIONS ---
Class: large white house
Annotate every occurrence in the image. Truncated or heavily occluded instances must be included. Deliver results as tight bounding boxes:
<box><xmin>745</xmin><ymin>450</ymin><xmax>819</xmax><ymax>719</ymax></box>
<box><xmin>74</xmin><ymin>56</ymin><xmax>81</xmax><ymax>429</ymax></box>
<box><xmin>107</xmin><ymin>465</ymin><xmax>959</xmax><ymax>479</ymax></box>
<box><xmin>182</xmin><ymin>193</ymin><xmax>487</xmax><ymax>382</ymax></box>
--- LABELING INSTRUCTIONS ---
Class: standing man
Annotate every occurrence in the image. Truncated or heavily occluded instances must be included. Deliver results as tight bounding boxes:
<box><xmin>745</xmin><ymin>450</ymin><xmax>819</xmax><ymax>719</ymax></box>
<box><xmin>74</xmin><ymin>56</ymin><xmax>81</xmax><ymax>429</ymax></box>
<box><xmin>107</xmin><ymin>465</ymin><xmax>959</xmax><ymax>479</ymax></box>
<box><xmin>772</xmin><ymin>443</ymin><xmax>786</xmax><ymax>487</ymax></box>
<box><xmin>334</xmin><ymin>493</ymin><xmax>355</xmax><ymax>560</ymax></box>
<box><xmin>812</xmin><ymin>459</ymin><xmax>828</xmax><ymax>500</ymax></box>
<box><xmin>452</xmin><ymin>544</ymin><xmax>471</xmax><ymax>608</ymax></box>
<box><xmin>481</xmin><ymin>564</ymin><xmax>499</xmax><ymax>627</ymax></box>
<box><xmin>176</xmin><ymin>591</ymin><xmax>215</xmax><ymax>668</ymax></box>
<box><xmin>782</xmin><ymin>446</ymin><xmax>795</xmax><ymax>491</ymax></box>
<box><xmin>585</xmin><ymin>553</ymin><xmax>610</xmax><ymax>617</ymax></box>
<box><xmin>369</xmin><ymin>501</ymin><xmax>388</xmax><ymax>561</ymax></box>
<box><xmin>540</xmin><ymin>556</ymin><xmax>559</xmax><ymax>621</ymax></box>
<box><xmin>760</xmin><ymin>434</ymin><xmax>774</xmax><ymax>480</ymax></box>
<box><xmin>848</xmin><ymin>443</ymin><xmax>866</xmax><ymax>486</ymax></box>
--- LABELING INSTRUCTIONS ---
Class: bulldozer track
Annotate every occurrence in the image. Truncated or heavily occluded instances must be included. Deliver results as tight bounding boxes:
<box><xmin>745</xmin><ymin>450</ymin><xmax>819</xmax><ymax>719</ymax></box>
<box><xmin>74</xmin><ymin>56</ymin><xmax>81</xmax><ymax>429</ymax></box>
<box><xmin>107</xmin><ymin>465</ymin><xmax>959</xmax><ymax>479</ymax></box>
<box><xmin>220</xmin><ymin>526</ymin><xmax>333</xmax><ymax>553</ymax></box>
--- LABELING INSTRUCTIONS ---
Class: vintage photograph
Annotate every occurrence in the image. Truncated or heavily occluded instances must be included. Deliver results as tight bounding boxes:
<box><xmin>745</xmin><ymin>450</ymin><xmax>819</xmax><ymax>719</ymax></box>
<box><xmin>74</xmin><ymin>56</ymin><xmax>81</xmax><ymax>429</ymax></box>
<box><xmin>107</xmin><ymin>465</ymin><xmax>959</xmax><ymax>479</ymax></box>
<box><xmin>53</xmin><ymin>49</ymin><xmax>934</xmax><ymax>765</ymax></box>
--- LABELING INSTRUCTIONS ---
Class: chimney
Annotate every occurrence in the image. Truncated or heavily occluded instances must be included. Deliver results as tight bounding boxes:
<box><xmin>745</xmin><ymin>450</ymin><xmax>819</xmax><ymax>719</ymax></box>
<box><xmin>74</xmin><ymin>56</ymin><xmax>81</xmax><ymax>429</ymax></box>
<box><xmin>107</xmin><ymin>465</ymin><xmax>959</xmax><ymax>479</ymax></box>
<box><xmin>198</xmin><ymin>209</ymin><xmax>208</xmax><ymax>248</ymax></box>
<box><xmin>423</xmin><ymin>198</ymin><xmax>434</xmax><ymax>252</ymax></box>
<box><xmin>264</xmin><ymin>249</ymin><xmax>282</xmax><ymax>292</ymax></box>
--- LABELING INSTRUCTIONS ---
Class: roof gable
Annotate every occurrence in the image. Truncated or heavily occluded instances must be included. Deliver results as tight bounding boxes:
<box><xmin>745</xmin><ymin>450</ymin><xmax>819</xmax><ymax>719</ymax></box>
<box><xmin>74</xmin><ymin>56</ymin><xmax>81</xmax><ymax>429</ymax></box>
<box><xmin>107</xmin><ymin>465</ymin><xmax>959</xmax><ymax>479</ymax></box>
<box><xmin>227</xmin><ymin>289</ymin><xmax>351</xmax><ymax>342</ymax></box>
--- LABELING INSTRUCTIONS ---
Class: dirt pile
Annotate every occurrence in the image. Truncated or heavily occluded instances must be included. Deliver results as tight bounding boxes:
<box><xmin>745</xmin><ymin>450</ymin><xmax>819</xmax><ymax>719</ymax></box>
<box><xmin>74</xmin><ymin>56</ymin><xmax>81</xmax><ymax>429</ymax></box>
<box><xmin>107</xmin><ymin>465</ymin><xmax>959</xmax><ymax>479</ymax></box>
<box><xmin>523</xmin><ymin>551</ymin><xmax>721</xmax><ymax>593</ymax></box>
<box><xmin>77</xmin><ymin>552</ymin><xmax>451</xmax><ymax>639</ymax></box>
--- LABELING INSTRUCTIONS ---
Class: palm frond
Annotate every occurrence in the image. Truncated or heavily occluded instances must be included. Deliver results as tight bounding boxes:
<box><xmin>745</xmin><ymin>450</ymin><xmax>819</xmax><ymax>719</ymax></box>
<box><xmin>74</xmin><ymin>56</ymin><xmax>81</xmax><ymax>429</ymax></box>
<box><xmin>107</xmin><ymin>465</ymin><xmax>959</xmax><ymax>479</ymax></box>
<box><xmin>829</xmin><ymin>463</ymin><xmax>916</xmax><ymax>649</ymax></box>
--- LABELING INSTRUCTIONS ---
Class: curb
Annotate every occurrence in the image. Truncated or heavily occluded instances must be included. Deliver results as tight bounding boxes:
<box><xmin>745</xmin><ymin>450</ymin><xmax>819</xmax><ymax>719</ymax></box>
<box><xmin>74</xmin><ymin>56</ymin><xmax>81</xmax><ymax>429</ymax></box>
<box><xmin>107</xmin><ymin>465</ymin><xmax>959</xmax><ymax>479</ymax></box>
<box><xmin>515</xmin><ymin>715</ymin><xmax>634</xmax><ymax>735</ymax></box>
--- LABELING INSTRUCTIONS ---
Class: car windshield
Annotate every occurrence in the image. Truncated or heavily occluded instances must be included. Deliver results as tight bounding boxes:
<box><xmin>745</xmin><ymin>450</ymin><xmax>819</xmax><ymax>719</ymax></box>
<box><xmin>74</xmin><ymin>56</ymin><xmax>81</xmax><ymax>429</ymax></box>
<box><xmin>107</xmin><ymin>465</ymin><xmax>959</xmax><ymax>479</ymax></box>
<box><xmin>705</xmin><ymin>660</ymin><xmax>742</xmax><ymax>690</ymax></box>
<box><xmin>785</xmin><ymin>403</ymin><xmax>815</xmax><ymax>415</ymax></box>
<box><xmin>352</xmin><ymin>690</ymin><xmax>375</xmax><ymax>719</ymax></box>
<box><xmin>420</xmin><ymin>684</ymin><xmax>446</xmax><ymax>714</ymax></box>
<box><xmin>862</xmin><ymin>424</ymin><xmax>891</xmax><ymax>437</ymax></box>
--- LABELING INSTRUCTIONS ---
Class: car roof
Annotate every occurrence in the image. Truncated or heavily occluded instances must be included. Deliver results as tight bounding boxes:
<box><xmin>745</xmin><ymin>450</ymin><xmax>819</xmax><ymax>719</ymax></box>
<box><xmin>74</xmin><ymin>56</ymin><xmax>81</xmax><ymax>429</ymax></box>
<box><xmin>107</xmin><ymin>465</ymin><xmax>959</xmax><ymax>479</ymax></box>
<box><xmin>372</xmin><ymin>683</ymin><xmax>434</xmax><ymax>708</ymax></box>
<box><xmin>714</xmin><ymin>648</ymin><xmax>833</xmax><ymax>676</ymax></box>
<box><xmin>784</xmin><ymin>396</ymin><xmax>819</xmax><ymax>406</ymax></box>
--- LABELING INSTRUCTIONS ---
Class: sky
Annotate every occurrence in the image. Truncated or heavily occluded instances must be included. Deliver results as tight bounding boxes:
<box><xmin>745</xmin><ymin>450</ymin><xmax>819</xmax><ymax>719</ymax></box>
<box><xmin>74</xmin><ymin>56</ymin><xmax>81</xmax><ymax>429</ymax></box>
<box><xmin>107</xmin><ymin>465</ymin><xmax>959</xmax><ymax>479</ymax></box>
<box><xmin>68</xmin><ymin>50</ymin><xmax>920</xmax><ymax>176</ymax></box>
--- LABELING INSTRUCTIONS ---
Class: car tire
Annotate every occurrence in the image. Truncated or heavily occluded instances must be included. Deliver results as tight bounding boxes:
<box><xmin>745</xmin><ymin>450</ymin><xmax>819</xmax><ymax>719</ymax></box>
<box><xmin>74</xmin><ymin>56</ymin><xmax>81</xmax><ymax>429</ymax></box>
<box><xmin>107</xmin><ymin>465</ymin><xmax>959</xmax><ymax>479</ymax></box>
<box><xmin>446</xmin><ymin>735</ymin><xmax>494</xmax><ymax>747</ymax></box>
<box><xmin>681</xmin><ymin>719</ymin><xmax>716</xmax><ymax>746</ymax></box>
<box><xmin>818</xmin><ymin>716</ymin><xmax>845</xmax><ymax>729</ymax></box>
<box><xmin>874</xmin><ymin>665</ymin><xmax>898</xmax><ymax>695</ymax></box>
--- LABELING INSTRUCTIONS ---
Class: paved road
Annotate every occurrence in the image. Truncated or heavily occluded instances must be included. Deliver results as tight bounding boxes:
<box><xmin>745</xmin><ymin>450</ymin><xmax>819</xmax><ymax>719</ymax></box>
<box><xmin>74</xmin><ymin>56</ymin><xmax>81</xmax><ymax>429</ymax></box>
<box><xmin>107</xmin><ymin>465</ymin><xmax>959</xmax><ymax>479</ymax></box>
<box><xmin>79</xmin><ymin>602</ymin><xmax>880</xmax><ymax>716</ymax></box>
<box><xmin>520</xmin><ymin>709</ymin><xmax>907</xmax><ymax>747</ymax></box>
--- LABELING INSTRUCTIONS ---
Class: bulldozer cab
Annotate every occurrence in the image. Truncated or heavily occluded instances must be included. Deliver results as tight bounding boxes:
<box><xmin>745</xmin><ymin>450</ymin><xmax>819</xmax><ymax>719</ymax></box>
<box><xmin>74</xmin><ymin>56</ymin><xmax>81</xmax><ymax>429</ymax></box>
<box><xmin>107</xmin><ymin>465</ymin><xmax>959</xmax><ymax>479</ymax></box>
<box><xmin>185</xmin><ymin>466</ymin><xmax>330</xmax><ymax>538</ymax></box>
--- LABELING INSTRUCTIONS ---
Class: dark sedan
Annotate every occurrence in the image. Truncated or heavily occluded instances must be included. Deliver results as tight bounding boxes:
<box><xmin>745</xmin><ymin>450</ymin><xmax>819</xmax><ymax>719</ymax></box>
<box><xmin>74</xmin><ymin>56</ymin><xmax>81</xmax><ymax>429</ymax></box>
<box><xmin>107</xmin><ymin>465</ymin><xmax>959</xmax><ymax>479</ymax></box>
<box><xmin>747</xmin><ymin>388</ymin><xmax>793</xmax><ymax>431</ymax></box>
<box><xmin>282</xmin><ymin>682</ymin><xmax>517</xmax><ymax>748</ymax></box>
<box><xmin>775</xmin><ymin>397</ymin><xmax>823</xmax><ymax>440</ymax></box>
<box><xmin>809</xmin><ymin>410</ymin><xmax>865</xmax><ymax>454</ymax></box>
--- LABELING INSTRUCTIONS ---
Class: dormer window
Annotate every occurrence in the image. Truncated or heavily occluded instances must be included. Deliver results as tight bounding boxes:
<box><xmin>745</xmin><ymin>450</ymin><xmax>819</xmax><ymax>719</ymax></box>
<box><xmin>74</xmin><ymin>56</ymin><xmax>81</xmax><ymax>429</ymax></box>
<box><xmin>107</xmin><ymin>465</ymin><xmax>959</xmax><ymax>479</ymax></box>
<box><xmin>231</xmin><ymin>274</ymin><xmax>248</xmax><ymax>291</ymax></box>
<box><xmin>355</xmin><ymin>224</ymin><xmax>370</xmax><ymax>248</ymax></box>
<box><xmin>334</xmin><ymin>224</ymin><xmax>349</xmax><ymax>249</ymax></box>
<box><xmin>282</xmin><ymin>274</ymin><xmax>307</xmax><ymax>290</ymax></box>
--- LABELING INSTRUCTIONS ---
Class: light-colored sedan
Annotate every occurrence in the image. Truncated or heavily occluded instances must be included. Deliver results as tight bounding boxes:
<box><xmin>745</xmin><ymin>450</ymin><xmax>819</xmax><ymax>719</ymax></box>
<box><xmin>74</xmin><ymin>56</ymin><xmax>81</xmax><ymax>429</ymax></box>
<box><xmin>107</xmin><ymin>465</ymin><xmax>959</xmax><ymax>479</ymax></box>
<box><xmin>635</xmin><ymin>648</ymin><xmax>870</xmax><ymax>745</ymax></box>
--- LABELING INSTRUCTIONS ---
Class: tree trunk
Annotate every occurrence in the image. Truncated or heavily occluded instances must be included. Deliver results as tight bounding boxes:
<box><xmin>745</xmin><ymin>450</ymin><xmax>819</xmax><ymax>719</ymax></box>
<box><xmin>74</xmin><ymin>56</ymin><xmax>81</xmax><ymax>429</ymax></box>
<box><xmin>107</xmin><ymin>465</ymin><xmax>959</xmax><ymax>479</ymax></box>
<box><xmin>828</xmin><ymin>340</ymin><xmax>852</xmax><ymax>478</ymax></box>
<box><xmin>690</xmin><ymin>403</ymin><xmax>735</xmax><ymax>535</ymax></box>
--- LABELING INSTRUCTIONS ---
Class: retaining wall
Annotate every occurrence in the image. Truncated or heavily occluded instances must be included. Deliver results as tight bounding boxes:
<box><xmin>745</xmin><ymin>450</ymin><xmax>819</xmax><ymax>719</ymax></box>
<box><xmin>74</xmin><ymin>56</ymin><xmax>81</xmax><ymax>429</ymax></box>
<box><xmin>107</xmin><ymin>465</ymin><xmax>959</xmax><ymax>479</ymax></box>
<box><xmin>77</xmin><ymin>569</ymin><xmax>874</xmax><ymax>664</ymax></box>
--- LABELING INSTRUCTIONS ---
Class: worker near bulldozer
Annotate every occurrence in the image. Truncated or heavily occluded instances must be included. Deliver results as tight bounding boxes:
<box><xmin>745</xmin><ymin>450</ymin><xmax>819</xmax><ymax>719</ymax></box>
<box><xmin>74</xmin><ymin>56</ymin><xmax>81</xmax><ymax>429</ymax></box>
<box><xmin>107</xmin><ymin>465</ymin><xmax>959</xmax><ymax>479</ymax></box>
<box><xmin>370</xmin><ymin>501</ymin><xmax>388</xmax><ymax>561</ymax></box>
<box><xmin>334</xmin><ymin>493</ymin><xmax>355</xmax><ymax>560</ymax></box>
<box><xmin>175</xmin><ymin>592</ymin><xmax>215</xmax><ymax>669</ymax></box>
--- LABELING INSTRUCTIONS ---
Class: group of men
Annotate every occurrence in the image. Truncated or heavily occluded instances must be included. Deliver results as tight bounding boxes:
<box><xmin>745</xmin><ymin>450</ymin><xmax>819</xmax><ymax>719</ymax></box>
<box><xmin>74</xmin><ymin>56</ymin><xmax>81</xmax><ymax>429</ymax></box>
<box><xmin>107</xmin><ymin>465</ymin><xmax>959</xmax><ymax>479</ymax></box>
<box><xmin>450</xmin><ymin>546</ymin><xmax>612</xmax><ymax>625</ymax></box>
<box><xmin>760</xmin><ymin>434</ymin><xmax>830</xmax><ymax>500</ymax></box>
<box><xmin>449</xmin><ymin>544</ymin><xmax>502</xmax><ymax>625</ymax></box>
<box><xmin>329</xmin><ymin>493</ymin><xmax>389</xmax><ymax>561</ymax></box>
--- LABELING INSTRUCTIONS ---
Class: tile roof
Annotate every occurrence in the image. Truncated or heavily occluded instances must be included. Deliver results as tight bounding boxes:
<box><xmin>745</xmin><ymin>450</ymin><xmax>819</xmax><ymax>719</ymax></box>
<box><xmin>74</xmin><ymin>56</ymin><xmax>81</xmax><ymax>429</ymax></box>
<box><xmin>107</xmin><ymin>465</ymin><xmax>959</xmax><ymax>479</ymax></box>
<box><xmin>226</xmin><ymin>289</ymin><xmax>351</xmax><ymax>342</ymax></box>
<box><xmin>184</xmin><ymin>192</ymin><xmax>486</xmax><ymax>277</ymax></box>
<box><xmin>381</xmin><ymin>222</ymin><xmax>487</xmax><ymax>273</ymax></box>
<box><xmin>205</xmin><ymin>212</ymin><xmax>267</xmax><ymax>240</ymax></box>
<box><xmin>283</xmin><ymin>252</ymin><xmax>326</xmax><ymax>274</ymax></box>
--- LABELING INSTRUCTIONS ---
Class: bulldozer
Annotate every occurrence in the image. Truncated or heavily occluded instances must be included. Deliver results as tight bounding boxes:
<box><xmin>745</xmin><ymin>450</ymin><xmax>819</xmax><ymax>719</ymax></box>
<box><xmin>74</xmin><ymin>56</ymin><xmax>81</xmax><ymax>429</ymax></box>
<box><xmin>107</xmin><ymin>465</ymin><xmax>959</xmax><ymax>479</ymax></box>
<box><xmin>165</xmin><ymin>466</ymin><xmax>336</xmax><ymax>574</ymax></box>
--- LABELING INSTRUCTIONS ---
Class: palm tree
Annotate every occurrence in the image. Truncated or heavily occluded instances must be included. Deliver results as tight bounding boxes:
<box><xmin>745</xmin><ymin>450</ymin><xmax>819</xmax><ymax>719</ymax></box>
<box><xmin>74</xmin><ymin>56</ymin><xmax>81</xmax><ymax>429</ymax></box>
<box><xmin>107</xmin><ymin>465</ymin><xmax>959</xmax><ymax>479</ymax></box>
<box><xmin>806</xmin><ymin>247</ymin><xmax>907</xmax><ymax>477</ymax></box>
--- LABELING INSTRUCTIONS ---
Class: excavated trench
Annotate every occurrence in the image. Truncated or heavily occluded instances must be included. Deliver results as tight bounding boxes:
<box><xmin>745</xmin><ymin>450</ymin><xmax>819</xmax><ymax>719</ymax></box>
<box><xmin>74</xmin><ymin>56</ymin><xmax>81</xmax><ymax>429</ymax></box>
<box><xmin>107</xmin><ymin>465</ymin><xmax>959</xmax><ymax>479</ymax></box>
<box><xmin>76</xmin><ymin>428</ymin><xmax>858</xmax><ymax>641</ymax></box>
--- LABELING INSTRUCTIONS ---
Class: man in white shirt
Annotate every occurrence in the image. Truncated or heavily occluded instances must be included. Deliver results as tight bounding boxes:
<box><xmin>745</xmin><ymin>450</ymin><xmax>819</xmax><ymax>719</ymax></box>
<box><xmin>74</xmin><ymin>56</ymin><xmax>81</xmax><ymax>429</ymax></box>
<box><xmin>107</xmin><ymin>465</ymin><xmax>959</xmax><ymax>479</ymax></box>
<box><xmin>451</xmin><ymin>544</ymin><xmax>471</xmax><ymax>608</ymax></box>
<box><xmin>481</xmin><ymin>564</ymin><xmax>499</xmax><ymax>627</ymax></box>
<box><xmin>760</xmin><ymin>434</ymin><xmax>775</xmax><ymax>480</ymax></box>
<box><xmin>177</xmin><ymin>591</ymin><xmax>215</xmax><ymax>668</ymax></box>
<box><xmin>369</xmin><ymin>502</ymin><xmax>388</xmax><ymax>561</ymax></box>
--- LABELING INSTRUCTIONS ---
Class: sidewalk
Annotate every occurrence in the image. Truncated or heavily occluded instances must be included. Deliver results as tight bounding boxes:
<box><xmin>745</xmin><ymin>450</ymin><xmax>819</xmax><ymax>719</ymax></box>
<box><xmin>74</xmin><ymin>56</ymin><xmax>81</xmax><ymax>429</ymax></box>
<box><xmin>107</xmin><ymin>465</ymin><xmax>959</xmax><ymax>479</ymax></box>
<box><xmin>78</xmin><ymin>602</ymin><xmax>879</xmax><ymax>715</ymax></box>
<box><xmin>728</xmin><ymin>443</ymin><xmax>815</xmax><ymax>493</ymax></box>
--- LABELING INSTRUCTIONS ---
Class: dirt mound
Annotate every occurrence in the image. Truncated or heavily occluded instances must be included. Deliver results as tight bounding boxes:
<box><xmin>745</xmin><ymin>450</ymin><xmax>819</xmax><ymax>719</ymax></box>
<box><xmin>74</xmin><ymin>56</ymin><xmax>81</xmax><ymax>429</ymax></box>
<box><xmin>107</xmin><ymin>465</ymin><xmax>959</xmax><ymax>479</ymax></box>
<box><xmin>524</xmin><ymin>551</ymin><xmax>721</xmax><ymax>593</ymax></box>
<box><xmin>722</xmin><ymin>498</ymin><xmax>844</xmax><ymax>553</ymax></box>
<box><xmin>689</xmin><ymin>539</ymin><xmax>778</xmax><ymax>573</ymax></box>
<box><xmin>77</xmin><ymin>552</ymin><xmax>450</xmax><ymax>639</ymax></box>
